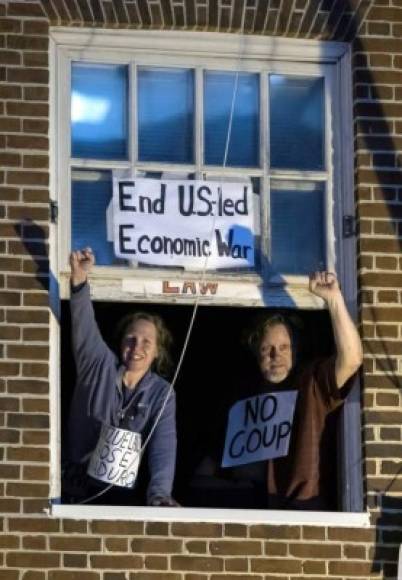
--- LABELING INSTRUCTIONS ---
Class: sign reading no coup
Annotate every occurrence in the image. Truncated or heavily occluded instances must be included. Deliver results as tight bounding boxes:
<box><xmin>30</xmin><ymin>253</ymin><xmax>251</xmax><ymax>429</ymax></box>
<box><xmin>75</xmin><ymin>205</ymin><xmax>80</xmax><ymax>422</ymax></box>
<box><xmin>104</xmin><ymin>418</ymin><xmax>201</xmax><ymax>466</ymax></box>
<box><xmin>222</xmin><ymin>390</ymin><xmax>298</xmax><ymax>468</ymax></box>
<box><xmin>112</xmin><ymin>178</ymin><xmax>255</xmax><ymax>269</ymax></box>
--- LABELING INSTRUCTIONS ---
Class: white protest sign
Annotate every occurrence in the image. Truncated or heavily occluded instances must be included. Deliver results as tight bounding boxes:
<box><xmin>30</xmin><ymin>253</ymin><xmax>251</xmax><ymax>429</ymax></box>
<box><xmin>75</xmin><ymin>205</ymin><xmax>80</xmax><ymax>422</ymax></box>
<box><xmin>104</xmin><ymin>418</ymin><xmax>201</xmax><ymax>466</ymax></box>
<box><xmin>221</xmin><ymin>390</ymin><xmax>298</xmax><ymax>468</ymax></box>
<box><xmin>112</xmin><ymin>178</ymin><xmax>254</xmax><ymax>269</ymax></box>
<box><xmin>87</xmin><ymin>423</ymin><xmax>142</xmax><ymax>488</ymax></box>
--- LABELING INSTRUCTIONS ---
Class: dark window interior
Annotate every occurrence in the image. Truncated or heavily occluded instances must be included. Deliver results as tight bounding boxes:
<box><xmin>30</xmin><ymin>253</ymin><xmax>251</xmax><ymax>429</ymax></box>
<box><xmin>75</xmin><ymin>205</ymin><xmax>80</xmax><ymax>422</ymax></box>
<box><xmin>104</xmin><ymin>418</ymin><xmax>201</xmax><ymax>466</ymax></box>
<box><xmin>60</xmin><ymin>299</ymin><xmax>339</xmax><ymax>509</ymax></box>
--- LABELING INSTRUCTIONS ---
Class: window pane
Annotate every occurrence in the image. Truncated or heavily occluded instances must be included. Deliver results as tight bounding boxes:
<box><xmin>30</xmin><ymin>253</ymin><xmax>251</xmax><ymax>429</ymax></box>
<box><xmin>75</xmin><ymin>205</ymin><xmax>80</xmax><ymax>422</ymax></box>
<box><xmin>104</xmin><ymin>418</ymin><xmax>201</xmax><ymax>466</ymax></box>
<box><xmin>204</xmin><ymin>71</ymin><xmax>259</xmax><ymax>167</ymax></box>
<box><xmin>138</xmin><ymin>67</ymin><xmax>194</xmax><ymax>163</ymax></box>
<box><xmin>203</xmin><ymin>174</ymin><xmax>260</xmax><ymax>272</ymax></box>
<box><xmin>269</xmin><ymin>75</ymin><xmax>324</xmax><ymax>170</ymax></box>
<box><xmin>71</xmin><ymin>170</ymin><xmax>116</xmax><ymax>265</ymax></box>
<box><xmin>71</xmin><ymin>63</ymin><xmax>128</xmax><ymax>160</ymax></box>
<box><xmin>270</xmin><ymin>181</ymin><xmax>325</xmax><ymax>274</ymax></box>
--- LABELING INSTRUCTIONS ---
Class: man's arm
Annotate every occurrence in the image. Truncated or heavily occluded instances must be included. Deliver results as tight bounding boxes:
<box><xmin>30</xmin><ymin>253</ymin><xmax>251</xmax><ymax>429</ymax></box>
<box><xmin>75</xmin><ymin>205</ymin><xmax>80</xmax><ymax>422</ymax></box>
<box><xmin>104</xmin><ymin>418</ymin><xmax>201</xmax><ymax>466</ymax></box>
<box><xmin>309</xmin><ymin>271</ymin><xmax>363</xmax><ymax>389</ymax></box>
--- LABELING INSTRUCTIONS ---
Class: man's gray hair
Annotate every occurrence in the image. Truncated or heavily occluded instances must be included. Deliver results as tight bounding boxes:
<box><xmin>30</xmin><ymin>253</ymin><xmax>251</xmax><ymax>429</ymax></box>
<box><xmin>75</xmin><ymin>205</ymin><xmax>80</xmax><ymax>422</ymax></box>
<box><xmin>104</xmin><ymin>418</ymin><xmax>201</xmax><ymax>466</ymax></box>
<box><xmin>247</xmin><ymin>313</ymin><xmax>298</xmax><ymax>358</ymax></box>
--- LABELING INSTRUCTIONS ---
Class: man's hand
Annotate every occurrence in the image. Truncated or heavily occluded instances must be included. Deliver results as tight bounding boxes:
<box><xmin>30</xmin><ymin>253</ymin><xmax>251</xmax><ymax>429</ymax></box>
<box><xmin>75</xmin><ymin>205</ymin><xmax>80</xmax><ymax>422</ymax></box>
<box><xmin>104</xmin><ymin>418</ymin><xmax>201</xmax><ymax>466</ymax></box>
<box><xmin>70</xmin><ymin>247</ymin><xmax>95</xmax><ymax>286</ymax></box>
<box><xmin>309</xmin><ymin>271</ymin><xmax>341</xmax><ymax>303</ymax></box>
<box><xmin>310</xmin><ymin>270</ymin><xmax>362</xmax><ymax>388</ymax></box>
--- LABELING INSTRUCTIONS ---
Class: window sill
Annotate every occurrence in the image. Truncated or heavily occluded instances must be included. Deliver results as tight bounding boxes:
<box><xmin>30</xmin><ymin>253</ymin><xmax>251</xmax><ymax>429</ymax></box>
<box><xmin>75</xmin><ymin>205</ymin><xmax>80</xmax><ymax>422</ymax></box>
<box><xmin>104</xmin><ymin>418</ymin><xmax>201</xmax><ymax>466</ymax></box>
<box><xmin>50</xmin><ymin>504</ymin><xmax>370</xmax><ymax>527</ymax></box>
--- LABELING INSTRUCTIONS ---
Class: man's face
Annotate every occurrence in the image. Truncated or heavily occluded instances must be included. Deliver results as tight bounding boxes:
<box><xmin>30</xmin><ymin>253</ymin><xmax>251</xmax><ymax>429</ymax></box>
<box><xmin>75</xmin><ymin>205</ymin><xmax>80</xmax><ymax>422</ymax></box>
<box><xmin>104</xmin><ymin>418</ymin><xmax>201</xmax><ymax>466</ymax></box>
<box><xmin>121</xmin><ymin>319</ymin><xmax>158</xmax><ymax>374</ymax></box>
<box><xmin>259</xmin><ymin>323</ymin><xmax>293</xmax><ymax>384</ymax></box>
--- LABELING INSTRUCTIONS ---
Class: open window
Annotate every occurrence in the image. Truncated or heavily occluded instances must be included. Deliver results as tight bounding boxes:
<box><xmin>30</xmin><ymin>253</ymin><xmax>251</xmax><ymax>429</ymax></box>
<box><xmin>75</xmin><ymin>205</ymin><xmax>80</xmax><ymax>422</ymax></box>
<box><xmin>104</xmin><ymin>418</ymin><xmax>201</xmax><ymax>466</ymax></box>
<box><xmin>60</xmin><ymin>300</ymin><xmax>342</xmax><ymax>509</ymax></box>
<box><xmin>50</xmin><ymin>28</ymin><xmax>362</xmax><ymax>515</ymax></box>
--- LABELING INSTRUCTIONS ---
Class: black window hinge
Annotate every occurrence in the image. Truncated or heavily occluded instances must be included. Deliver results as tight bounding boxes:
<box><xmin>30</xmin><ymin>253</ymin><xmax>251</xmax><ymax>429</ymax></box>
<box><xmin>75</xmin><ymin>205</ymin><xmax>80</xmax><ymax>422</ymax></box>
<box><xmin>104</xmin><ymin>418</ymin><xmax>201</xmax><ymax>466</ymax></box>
<box><xmin>50</xmin><ymin>200</ymin><xmax>58</xmax><ymax>224</ymax></box>
<box><xmin>343</xmin><ymin>214</ymin><xmax>356</xmax><ymax>238</ymax></box>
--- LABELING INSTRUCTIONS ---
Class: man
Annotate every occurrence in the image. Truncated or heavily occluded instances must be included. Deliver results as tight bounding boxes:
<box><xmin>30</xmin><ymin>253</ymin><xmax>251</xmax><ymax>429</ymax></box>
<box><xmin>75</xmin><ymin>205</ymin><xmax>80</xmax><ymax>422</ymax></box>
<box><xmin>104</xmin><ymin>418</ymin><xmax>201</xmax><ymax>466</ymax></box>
<box><xmin>245</xmin><ymin>271</ymin><xmax>363</xmax><ymax>510</ymax></box>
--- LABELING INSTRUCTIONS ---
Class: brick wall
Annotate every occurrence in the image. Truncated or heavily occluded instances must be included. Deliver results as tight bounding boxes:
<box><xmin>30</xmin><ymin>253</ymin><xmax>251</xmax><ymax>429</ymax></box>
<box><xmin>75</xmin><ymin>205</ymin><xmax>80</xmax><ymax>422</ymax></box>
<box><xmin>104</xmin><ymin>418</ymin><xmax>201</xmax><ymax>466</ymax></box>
<box><xmin>0</xmin><ymin>0</ymin><xmax>51</xmax><ymax>530</ymax></box>
<box><xmin>0</xmin><ymin>1</ymin><xmax>401</xmax><ymax>579</ymax></box>
<box><xmin>354</xmin><ymin>4</ymin><xmax>402</xmax><ymax>577</ymax></box>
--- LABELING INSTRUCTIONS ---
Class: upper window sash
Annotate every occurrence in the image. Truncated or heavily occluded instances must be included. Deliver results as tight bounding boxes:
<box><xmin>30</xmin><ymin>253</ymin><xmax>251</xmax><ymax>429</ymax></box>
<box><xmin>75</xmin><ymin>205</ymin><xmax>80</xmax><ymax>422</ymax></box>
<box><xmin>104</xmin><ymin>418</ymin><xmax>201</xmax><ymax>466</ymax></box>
<box><xmin>68</xmin><ymin>64</ymin><xmax>333</xmax><ymax>276</ymax></box>
<box><xmin>51</xmin><ymin>29</ymin><xmax>349</xmax><ymax>306</ymax></box>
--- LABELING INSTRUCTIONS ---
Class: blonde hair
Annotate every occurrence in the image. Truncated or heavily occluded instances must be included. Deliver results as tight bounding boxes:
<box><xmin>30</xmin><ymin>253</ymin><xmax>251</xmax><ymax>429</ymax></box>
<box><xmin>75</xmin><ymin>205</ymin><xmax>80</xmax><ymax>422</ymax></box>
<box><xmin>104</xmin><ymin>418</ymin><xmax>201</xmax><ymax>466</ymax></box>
<box><xmin>115</xmin><ymin>312</ymin><xmax>173</xmax><ymax>377</ymax></box>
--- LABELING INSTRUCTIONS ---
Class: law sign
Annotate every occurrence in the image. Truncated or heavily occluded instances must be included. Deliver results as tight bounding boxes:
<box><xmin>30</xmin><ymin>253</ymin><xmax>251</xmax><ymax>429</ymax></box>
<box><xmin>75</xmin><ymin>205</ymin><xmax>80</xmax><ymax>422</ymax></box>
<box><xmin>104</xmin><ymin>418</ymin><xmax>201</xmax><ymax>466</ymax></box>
<box><xmin>112</xmin><ymin>178</ymin><xmax>255</xmax><ymax>269</ymax></box>
<box><xmin>222</xmin><ymin>390</ymin><xmax>298</xmax><ymax>468</ymax></box>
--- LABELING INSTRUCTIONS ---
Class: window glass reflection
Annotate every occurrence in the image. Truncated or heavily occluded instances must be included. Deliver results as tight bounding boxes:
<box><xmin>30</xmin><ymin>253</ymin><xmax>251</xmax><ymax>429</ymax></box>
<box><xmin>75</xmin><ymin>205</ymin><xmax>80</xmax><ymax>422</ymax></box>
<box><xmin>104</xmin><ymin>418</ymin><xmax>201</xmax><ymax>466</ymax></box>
<box><xmin>204</xmin><ymin>71</ymin><xmax>259</xmax><ymax>167</ymax></box>
<box><xmin>71</xmin><ymin>63</ymin><xmax>128</xmax><ymax>160</ymax></box>
<box><xmin>270</xmin><ymin>75</ymin><xmax>324</xmax><ymax>170</ymax></box>
<box><xmin>71</xmin><ymin>170</ymin><xmax>116</xmax><ymax>265</ymax></box>
<box><xmin>138</xmin><ymin>67</ymin><xmax>194</xmax><ymax>163</ymax></box>
<box><xmin>271</xmin><ymin>180</ymin><xmax>326</xmax><ymax>274</ymax></box>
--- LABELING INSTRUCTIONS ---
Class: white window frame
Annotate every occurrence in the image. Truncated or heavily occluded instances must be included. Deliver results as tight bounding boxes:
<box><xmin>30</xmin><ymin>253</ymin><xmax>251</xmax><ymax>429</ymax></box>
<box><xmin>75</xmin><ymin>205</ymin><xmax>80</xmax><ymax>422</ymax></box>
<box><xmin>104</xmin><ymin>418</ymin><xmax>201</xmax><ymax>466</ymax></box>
<box><xmin>52</xmin><ymin>27</ymin><xmax>348</xmax><ymax>308</ymax></box>
<box><xmin>49</xmin><ymin>28</ymin><xmax>366</xmax><ymax>524</ymax></box>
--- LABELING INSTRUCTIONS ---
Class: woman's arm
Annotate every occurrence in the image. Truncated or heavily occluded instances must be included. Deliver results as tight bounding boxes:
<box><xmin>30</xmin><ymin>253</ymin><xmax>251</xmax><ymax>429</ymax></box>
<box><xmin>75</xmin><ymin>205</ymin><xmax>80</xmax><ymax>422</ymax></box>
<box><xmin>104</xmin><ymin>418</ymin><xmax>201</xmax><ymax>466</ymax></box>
<box><xmin>69</xmin><ymin>248</ymin><xmax>117</xmax><ymax>406</ymax></box>
<box><xmin>145</xmin><ymin>385</ymin><xmax>177</xmax><ymax>506</ymax></box>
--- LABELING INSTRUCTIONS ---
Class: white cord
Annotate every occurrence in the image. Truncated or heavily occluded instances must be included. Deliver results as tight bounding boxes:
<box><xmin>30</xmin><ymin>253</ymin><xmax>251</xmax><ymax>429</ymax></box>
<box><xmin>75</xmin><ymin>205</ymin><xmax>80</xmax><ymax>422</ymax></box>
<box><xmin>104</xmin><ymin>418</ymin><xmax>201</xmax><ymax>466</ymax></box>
<box><xmin>140</xmin><ymin>0</ymin><xmax>248</xmax><ymax>459</ymax></box>
<box><xmin>77</xmin><ymin>2</ymin><xmax>249</xmax><ymax>506</ymax></box>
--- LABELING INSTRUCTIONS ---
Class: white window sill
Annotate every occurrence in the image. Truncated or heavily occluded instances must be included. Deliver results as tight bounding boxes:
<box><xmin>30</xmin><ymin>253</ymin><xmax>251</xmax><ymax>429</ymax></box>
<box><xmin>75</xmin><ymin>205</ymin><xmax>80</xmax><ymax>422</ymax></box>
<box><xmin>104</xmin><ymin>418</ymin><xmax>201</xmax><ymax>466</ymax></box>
<box><xmin>50</xmin><ymin>504</ymin><xmax>370</xmax><ymax>527</ymax></box>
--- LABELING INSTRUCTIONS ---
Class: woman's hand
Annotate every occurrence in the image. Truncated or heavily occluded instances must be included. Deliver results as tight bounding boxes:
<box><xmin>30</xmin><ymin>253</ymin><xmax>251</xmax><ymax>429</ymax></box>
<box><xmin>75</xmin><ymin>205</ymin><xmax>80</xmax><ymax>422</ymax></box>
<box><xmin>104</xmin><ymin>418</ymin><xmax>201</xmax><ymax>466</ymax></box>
<box><xmin>70</xmin><ymin>247</ymin><xmax>95</xmax><ymax>286</ymax></box>
<box><xmin>149</xmin><ymin>496</ymin><xmax>180</xmax><ymax>507</ymax></box>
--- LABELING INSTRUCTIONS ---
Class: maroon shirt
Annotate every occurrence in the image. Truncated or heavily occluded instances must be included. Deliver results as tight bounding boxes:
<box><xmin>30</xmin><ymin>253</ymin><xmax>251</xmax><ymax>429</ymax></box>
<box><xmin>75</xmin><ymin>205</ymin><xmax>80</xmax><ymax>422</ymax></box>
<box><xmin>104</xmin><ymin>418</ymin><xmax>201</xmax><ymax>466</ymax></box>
<box><xmin>265</xmin><ymin>357</ymin><xmax>345</xmax><ymax>510</ymax></box>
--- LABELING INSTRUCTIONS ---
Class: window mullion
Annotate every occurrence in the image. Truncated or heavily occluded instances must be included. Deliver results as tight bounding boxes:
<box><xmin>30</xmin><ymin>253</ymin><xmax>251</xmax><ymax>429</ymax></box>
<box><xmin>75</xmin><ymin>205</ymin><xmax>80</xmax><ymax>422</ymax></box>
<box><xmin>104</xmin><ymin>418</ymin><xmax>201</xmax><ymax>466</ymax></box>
<box><xmin>132</xmin><ymin>162</ymin><xmax>199</xmax><ymax>174</ymax></box>
<box><xmin>61</xmin><ymin>53</ymin><xmax>72</xmax><ymax>271</ymax></box>
<box><xmin>195</xmin><ymin>66</ymin><xmax>203</xmax><ymax>179</ymax></box>
<box><xmin>261</xmin><ymin>70</ymin><xmax>270</xmax><ymax>280</ymax></box>
<box><xmin>131</xmin><ymin>62</ymin><xmax>137</xmax><ymax>175</ymax></box>
<box><xmin>269</xmin><ymin>169</ymin><xmax>329</xmax><ymax>181</ymax></box>
<box><xmin>69</xmin><ymin>158</ymin><xmax>131</xmax><ymax>170</ymax></box>
<box><xmin>324</xmin><ymin>67</ymin><xmax>336</xmax><ymax>274</ymax></box>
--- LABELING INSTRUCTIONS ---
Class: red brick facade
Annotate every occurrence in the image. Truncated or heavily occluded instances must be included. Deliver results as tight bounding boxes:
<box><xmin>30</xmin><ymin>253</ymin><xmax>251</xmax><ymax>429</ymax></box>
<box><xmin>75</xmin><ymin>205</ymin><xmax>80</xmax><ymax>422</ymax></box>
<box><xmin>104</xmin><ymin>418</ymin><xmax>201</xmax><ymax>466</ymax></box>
<box><xmin>0</xmin><ymin>1</ymin><xmax>401</xmax><ymax>579</ymax></box>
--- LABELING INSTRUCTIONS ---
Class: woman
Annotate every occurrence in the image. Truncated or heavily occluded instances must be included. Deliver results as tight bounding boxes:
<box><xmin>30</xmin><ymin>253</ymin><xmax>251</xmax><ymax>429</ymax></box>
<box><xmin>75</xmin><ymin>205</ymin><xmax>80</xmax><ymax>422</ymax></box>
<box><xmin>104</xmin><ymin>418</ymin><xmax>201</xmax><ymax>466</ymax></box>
<box><xmin>65</xmin><ymin>247</ymin><xmax>177</xmax><ymax>506</ymax></box>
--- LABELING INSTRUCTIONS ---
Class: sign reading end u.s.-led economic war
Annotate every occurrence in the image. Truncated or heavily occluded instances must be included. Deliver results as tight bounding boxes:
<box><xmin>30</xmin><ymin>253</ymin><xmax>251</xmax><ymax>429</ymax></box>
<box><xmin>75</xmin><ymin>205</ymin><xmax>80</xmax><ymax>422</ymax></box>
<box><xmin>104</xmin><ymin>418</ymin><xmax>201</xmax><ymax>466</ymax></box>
<box><xmin>112</xmin><ymin>178</ymin><xmax>254</xmax><ymax>269</ymax></box>
<box><xmin>221</xmin><ymin>391</ymin><xmax>298</xmax><ymax>468</ymax></box>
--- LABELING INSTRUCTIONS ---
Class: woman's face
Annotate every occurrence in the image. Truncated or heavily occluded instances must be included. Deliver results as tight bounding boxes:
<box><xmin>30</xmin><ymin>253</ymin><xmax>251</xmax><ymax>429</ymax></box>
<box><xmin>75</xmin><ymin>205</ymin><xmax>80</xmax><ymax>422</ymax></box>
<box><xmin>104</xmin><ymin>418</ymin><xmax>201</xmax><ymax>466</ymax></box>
<box><xmin>121</xmin><ymin>319</ymin><xmax>159</xmax><ymax>374</ymax></box>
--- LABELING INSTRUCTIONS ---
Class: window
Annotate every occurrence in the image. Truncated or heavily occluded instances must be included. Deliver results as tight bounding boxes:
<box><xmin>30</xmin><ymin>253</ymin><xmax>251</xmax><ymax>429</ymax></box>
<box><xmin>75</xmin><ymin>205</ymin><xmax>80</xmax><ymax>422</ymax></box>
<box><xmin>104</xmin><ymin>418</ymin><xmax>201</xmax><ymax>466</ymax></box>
<box><xmin>50</xmin><ymin>28</ymin><xmax>363</xmax><ymax>518</ymax></box>
<box><xmin>53</xmin><ymin>29</ymin><xmax>352</xmax><ymax>304</ymax></box>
